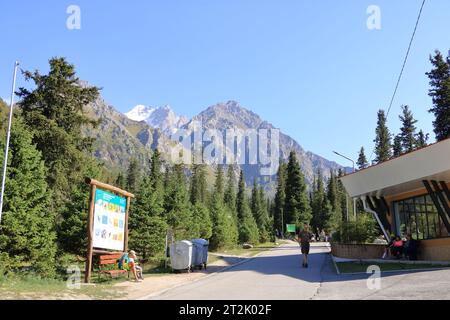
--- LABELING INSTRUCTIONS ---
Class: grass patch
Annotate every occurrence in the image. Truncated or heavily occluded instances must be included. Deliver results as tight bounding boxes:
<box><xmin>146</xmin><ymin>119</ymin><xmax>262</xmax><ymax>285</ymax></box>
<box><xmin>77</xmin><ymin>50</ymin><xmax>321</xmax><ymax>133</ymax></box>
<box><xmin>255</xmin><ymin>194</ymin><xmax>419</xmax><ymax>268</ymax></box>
<box><xmin>336</xmin><ymin>261</ymin><xmax>449</xmax><ymax>274</ymax></box>
<box><xmin>207</xmin><ymin>255</ymin><xmax>223</xmax><ymax>265</ymax></box>
<box><xmin>141</xmin><ymin>260</ymin><xmax>172</xmax><ymax>277</ymax></box>
<box><xmin>0</xmin><ymin>273</ymin><xmax>125</xmax><ymax>300</ymax></box>
<box><xmin>214</xmin><ymin>242</ymin><xmax>278</xmax><ymax>257</ymax></box>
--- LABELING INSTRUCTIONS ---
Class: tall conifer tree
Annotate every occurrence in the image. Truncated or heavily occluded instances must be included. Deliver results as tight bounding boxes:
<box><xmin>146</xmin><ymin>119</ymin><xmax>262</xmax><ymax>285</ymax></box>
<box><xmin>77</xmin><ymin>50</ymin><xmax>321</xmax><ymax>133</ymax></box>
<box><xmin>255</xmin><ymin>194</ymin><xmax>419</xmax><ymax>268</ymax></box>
<box><xmin>284</xmin><ymin>151</ymin><xmax>311</xmax><ymax>226</ymax></box>
<box><xmin>273</xmin><ymin>162</ymin><xmax>287</xmax><ymax>236</ymax></box>
<box><xmin>393</xmin><ymin>135</ymin><xmax>403</xmax><ymax>157</ymax></box>
<box><xmin>374</xmin><ymin>110</ymin><xmax>392</xmax><ymax>163</ymax></box>
<box><xmin>356</xmin><ymin>147</ymin><xmax>368</xmax><ymax>170</ymax></box>
<box><xmin>236</xmin><ymin>170</ymin><xmax>259</xmax><ymax>244</ymax></box>
<box><xmin>0</xmin><ymin>119</ymin><xmax>56</xmax><ymax>276</ymax></box>
<box><xmin>426</xmin><ymin>50</ymin><xmax>450</xmax><ymax>141</ymax></box>
<box><xmin>398</xmin><ymin>105</ymin><xmax>418</xmax><ymax>153</ymax></box>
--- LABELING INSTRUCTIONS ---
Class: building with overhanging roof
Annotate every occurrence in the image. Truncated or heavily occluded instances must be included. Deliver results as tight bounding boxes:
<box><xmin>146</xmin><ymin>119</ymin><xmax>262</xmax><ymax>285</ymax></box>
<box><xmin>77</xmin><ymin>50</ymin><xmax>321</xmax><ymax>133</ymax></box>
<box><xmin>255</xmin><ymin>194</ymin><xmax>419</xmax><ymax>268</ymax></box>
<box><xmin>340</xmin><ymin>138</ymin><xmax>450</xmax><ymax>261</ymax></box>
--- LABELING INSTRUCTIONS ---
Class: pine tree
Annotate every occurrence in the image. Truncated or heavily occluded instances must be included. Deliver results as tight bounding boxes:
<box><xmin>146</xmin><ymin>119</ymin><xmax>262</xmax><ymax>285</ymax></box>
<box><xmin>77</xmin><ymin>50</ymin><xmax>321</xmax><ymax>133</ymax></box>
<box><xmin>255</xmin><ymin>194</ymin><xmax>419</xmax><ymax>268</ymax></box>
<box><xmin>224</xmin><ymin>165</ymin><xmax>237</xmax><ymax>219</ymax></box>
<box><xmin>126</xmin><ymin>158</ymin><xmax>140</xmax><ymax>194</ymax></box>
<box><xmin>310</xmin><ymin>169</ymin><xmax>334</xmax><ymax>233</ymax></box>
<box><xmin>236</xmin><ymin>170</ymin><xmax>259</xmax><ymax>244</ymax></box>
<box><xmin>398</xmin><ymin>105</ymin><xmax>418</xmax><ymax>153</ymax></box>
<box><xmin>393</xmin><ymin>135</ymin><xmax>403</xmax><ymax>157</ymax></box>
<box><xmin>149</xmin><ymin>149</ymin><xmax>165</xmax><ymax>217</ymax></box>
<box><xmin>128</xmin><ymin>149</ymin><xmax>168</xmax><ymax>259</ymax></box>
<box><xmin>426</xmin><ymin>50</ymin><xmax>450</xmax><ymax>141</ymax></box>
<box><xmin>190</xmin><ymin>164</ymin><xmax>208</xmax><ymax>205</ymax></box>
<box><xmin>374</xmin><ymin>109</ymin><xmax>392</xmax><ymax>163</ymax></box>
<box><xmin>284</xmin><ymin>151</ymin><xmax>311</xmax><ymax>226</ymax></box>
<box><xmin>310</xmin><ymin>175</ymin><xmax>319</xmax><ymax>231</ymax></box>
<box><xmin>163</xmin><ymin>166</ymin><xmax>170</xmax><ymax>190</ymax></box>
<box><xmin>356</xmin><ymin>147</ymin><xmax>368</xmax><ymax>170</ymax></box>
<box><xmin>251</xmin><ymin>178</ymin><xmax>259</xmax><ymax>220</ymax></box>
<box><xmin>273</xmin><ymin>162</ymin><xmax>287</xmax><ymax>236</ymax></box>
<box><xmin>16</xmin><ymin>57</ymin><xmax>100</xmax><ymax>211</ymax></box>
<box><xmin>129</xmin><ymin>176</ymin><xmax>168</xmax><ymax>260</ymax></box>
<box><xmin>191</xmin><ymin>203</ymin><xmax>213</xmax><ymax>240</ymax></box>
<box><xmin>251</xmin><ymin>179</ymin><xmax>270</xmax><ymax>242</ymax></box>
<box><xmin>337</xmin><ymin>169</ymin><xmax>352</xmax><ymax>221</ymax></box>
<box><xmin>224</xmin><ymin>165</ymin><xmax>239</xmax><ymax>245</ymax></box>
<box><xmin>209</xmin><ymin>165</ymin><xmax>234</xmax><ymax>249</ymax></box>
<box><xmin>115</xmin><ymin>172</ymin><xmax>126</xmax><ymax>189</ymax></box>
<box><xmin>326</xmin><ymin>170</ymin><xmax>341</xmax><ymax>229</ymax></box>
<box><xmin>415</xmin><ymin>130</ymin><xmax>429</xmax><ymax>149</ymax></box>
<box><xmin>236</xmin><ymin>170</ymin><xmax>247</xmax><ymax>223</ymax></box>
<box><xmin>164</xmin><ymin>164</ymin><xmax>193</xmax><ymax>240</ymax></box>
<box><xmin>0</xmin><ymin>118</ymin><xmax>56</xmax><ymax>277</ymax></box>
<box><xmin>15</xmin><ymin>58</ymin><xmax>104</xmax><ymax>258</ymax></box>
<box><xmin>58</xmin><ymin>158</ymin><xmax>101</xmax><ymax>256</ymax></box>
<box><xmin>258</xmin><ymin>187</ymin><xmax>271</xmax><ymax>242</ymax></box>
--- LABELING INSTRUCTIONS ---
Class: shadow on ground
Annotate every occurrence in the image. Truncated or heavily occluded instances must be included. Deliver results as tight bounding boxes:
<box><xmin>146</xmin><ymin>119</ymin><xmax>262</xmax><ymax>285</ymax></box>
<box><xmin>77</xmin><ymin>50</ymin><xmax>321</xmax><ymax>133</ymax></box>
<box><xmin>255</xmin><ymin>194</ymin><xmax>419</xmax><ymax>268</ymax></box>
<box><xmin>213</xmin><ymin>244</ymin><xmax>447</xmax><ymax>284</ymax></box>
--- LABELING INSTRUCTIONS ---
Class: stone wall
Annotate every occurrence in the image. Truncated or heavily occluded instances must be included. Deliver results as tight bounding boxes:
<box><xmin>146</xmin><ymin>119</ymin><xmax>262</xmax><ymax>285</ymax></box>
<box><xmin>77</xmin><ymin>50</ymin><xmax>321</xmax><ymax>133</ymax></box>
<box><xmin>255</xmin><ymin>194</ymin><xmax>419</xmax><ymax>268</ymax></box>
<box><xmin>418</xmin><ymin>238</ymin><xmax>450</xmax><ymax>261</ymax></box>
<box><xmin>331</xmin><ymin>243</ymin><xmax>385</xmax><ymax>259</ymax></box>
<box><xmin>331</xmin><ymin>239</ymin><xmax>450</xmax><ymax>261</ymax></box>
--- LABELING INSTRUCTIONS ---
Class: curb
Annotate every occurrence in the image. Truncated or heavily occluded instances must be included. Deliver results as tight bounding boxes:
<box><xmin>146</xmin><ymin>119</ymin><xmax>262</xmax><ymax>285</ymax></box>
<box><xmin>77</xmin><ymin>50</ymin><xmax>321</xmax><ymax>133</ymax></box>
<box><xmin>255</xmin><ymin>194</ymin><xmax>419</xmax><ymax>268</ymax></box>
<box><xmin>336</xmin><ymin>266</ymin><xmax>450</xmax><ymax>276</ymax></box>
<box><xmin>330</xmin><ymin>255</ymin><xmax>341</xmax><ymax>275</ymax></box>
<box><xmin>136</xmin><ymin>247</ymin><xmax>274</xmax><ymax>300</ymax></box>
<box><xmin>331</xmin><ymin>254</ymin><xmax>450</xmax><ymax>275</ymax></box>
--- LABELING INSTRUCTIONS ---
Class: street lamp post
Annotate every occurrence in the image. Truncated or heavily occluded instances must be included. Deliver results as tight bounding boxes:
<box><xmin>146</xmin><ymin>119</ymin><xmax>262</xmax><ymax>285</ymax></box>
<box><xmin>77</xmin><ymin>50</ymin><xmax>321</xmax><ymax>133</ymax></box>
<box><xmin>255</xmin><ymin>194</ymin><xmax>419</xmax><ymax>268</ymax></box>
<box><xmin>333</xmin><ymin>151</ymin><xmax>356</xmax><ymax>220</ymax></box>
<box><xmin>0</xmin><ymin>61</ymin><xmax>20</xmax><ymax>225</ymax></box>
<box><xmin>333</xmin><ymin>151</ymin><xmax>355</xmax><ymax>173</ymax></box>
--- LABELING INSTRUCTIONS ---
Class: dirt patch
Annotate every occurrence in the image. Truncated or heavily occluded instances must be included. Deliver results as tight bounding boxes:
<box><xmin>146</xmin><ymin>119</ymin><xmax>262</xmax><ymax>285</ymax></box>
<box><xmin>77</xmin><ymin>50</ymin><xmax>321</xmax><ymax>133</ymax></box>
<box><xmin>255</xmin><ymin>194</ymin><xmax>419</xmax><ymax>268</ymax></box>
<box><xmin>115</xmin><ymin>255</ymin><xmax>244</xmax><ymax>300</ymax></box>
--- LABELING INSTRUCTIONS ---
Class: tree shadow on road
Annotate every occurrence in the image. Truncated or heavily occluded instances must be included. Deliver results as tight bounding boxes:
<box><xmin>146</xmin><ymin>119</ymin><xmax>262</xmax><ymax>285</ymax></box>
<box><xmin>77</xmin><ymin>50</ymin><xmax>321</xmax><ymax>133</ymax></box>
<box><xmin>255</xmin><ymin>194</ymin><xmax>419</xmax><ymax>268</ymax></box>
<box><xmin>215</xmin><ymin>245</ymin><xmax>448</xmax><ymax>284</ymax></box>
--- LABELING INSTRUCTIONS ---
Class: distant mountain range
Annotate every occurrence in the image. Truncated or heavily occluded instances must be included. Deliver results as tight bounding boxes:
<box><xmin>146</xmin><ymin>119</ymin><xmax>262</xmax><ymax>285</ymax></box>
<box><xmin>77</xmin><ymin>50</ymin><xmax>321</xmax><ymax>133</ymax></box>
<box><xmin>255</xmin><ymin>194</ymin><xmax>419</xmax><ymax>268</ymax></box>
<box><xmin>184</xmin><ymin>101</ymin><xmax>347</xmax><ymax>187</ymax></box>
<box><xmin>83</xmin><ymin>94</ymin><xmax>349</xmax><ymax>194</ymax></box>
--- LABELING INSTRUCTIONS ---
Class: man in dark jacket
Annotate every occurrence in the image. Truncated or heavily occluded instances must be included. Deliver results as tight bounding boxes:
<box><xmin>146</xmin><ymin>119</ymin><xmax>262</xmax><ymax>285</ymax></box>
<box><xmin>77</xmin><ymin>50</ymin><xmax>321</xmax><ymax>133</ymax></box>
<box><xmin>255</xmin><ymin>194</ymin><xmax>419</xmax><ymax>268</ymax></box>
<box><xmin>404</xmin><ymin>234</ymin><xmax>419</xmax><ymax>261</ymax></box>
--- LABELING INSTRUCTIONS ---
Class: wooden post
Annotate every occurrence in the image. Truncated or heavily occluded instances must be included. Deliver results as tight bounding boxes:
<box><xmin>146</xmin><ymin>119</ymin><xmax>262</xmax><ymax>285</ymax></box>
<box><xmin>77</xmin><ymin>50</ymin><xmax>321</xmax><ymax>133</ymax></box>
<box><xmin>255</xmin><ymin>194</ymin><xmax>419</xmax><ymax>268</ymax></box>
<box><xmin>124</xmin><ymin>196</ymin><xmax>131</xmax><ymax>252</ymax></box>
<box><xmin>85</xmin><ymin>184</ymin><xmax>97</xmax><ymax>283</ymax></box>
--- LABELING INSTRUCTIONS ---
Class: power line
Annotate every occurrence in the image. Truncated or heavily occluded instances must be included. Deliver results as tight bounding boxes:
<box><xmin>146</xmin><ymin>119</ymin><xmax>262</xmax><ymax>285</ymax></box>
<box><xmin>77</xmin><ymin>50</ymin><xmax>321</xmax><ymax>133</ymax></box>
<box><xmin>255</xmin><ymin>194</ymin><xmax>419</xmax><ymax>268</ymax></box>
<box><xmin>386</xmin><ymin>0</ymin><xmax>426</xmax><ymax>119</ymax></box>
<box><xmin>370</xmin><ymin>0</ymin><xmax>426</xmax><ymax>162</ymax></box>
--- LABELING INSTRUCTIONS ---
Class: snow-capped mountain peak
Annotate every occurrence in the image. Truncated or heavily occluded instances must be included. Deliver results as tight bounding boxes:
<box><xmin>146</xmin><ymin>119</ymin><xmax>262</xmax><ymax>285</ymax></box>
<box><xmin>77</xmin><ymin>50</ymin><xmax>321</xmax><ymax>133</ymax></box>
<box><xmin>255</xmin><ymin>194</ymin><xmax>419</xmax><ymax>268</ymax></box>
<box><xmin>125</xmin><ymin>105</ymin><xmax>188</xmax><ymax>135</ymax></box>
<box><xmin>125</xmin><ymin>105</ymin><xmax>156</xmax><ymax>122</ymax></box>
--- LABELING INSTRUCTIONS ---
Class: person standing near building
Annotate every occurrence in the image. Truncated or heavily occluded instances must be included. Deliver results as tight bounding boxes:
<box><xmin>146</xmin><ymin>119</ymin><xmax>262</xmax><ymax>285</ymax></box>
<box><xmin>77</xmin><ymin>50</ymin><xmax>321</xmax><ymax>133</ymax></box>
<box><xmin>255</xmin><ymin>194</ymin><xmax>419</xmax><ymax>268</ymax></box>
<box><xmin>298</xmin><ymin>225</ymin><xmax>312</xmax><ymax>268</ymax></box>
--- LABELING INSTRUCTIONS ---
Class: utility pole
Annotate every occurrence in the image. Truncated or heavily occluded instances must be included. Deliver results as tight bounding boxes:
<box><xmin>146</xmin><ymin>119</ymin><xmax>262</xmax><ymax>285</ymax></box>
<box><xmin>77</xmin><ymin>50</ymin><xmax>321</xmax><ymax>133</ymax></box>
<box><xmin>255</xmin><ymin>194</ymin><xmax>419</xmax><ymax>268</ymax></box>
<box><xmin>0</xmin><ymin>61</ymin><xmax>20</xmax><ymax>225</ymax></box>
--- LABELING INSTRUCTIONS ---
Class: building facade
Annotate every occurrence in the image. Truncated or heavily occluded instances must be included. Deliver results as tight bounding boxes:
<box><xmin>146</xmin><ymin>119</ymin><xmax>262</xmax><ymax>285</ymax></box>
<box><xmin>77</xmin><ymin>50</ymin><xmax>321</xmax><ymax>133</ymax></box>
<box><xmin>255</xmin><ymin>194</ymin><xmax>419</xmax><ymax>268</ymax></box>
<box><xmin>340</xmin><ymin>138</ymin><xmax>450</xmax><ymax>261</ymax></box>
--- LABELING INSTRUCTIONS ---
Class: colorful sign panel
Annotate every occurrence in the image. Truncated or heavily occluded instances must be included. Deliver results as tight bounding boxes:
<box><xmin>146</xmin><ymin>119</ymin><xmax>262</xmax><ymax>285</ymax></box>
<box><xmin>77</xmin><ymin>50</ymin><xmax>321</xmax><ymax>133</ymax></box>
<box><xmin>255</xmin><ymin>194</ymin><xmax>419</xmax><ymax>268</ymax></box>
<box><xmin>92</xmin><ymin>188</ymin><xmax>127</xmax><ymax>251</ymax></box>
<box><xmin>286</xmin><ymin>224</ymin><xmax>296</xmax><ymax>233</ymax></box>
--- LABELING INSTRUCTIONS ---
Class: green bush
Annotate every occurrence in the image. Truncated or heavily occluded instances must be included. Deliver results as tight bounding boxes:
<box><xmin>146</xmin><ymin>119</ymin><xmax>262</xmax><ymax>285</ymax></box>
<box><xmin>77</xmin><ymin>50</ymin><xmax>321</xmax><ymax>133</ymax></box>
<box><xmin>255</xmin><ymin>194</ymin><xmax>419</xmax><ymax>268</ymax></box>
<box><xmin>332</xmin><ymin>213</ymin><xmax>378</xmax><ymax>244</ymax></box>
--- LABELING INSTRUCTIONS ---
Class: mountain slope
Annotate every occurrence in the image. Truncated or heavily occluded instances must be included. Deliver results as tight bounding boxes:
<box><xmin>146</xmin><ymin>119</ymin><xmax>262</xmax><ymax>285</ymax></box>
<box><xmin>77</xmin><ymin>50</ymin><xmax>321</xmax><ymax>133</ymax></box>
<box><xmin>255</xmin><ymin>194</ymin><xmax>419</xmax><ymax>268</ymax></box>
<box><xmin>186</xmin><ymin>101</ymin><xmax>347</xmax><ymax>188</ymax></box>
<box><xmin>83</xmin><ymin>96</ymin><xmax>177</xmax><ymax>172</ymax></box>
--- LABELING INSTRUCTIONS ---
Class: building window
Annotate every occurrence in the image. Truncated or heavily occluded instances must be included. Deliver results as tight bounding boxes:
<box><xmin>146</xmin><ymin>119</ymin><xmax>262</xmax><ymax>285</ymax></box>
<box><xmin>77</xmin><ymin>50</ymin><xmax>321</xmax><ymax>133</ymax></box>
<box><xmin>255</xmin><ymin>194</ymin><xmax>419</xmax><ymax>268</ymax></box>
<box><xmin>395</xmin><ymin>194</ymin><xmax>449</xmax><ymax>240</ymax></box>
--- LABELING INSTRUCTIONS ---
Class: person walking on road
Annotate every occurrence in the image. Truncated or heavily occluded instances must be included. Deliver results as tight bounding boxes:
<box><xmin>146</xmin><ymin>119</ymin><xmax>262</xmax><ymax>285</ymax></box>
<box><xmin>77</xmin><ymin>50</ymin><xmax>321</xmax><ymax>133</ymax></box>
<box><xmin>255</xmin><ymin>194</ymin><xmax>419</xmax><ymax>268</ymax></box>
<box><xmin>298</xmin><ymin>225</ymin><xmax>312</xmax><ymax>268</ymax></box>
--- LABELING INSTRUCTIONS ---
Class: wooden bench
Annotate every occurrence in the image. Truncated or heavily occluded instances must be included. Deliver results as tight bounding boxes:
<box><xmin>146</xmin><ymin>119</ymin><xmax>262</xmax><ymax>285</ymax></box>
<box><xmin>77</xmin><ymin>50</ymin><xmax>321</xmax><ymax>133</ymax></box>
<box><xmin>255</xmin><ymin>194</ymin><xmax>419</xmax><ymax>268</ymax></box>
<box><xmin>98</xmin><ymin>253</ymin><xmax>129</xmax><ymax>279</ymax></box>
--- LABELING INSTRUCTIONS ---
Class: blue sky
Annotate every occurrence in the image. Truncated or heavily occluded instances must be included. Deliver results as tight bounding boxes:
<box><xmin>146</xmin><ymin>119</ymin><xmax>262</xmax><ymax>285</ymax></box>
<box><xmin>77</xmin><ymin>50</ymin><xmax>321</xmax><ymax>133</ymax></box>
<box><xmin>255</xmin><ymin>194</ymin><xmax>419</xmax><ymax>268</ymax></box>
<box><xmin>1</xmin><ymin>0</ymin><xmax>449</xmax><ymax>166</ymax></box>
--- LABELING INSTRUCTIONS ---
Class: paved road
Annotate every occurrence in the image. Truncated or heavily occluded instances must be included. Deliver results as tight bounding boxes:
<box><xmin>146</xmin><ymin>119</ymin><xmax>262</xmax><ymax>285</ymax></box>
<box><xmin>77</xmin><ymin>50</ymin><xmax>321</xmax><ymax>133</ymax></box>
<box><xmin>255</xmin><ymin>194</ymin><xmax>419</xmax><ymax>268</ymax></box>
<box><xmin>150</xmin><ymin>241</ymin><xmax>450</xmax><ymax>300</ymax></box>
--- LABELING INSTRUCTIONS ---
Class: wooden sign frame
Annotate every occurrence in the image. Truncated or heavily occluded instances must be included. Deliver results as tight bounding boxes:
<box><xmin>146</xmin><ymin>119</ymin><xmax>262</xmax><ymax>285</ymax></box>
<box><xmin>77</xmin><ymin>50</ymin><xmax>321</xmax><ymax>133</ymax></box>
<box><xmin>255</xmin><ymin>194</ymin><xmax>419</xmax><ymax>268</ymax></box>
<box><xmin>84</xmin><ymin>178</ymin><xmax>135</xmax><ymax>283</ymax></box>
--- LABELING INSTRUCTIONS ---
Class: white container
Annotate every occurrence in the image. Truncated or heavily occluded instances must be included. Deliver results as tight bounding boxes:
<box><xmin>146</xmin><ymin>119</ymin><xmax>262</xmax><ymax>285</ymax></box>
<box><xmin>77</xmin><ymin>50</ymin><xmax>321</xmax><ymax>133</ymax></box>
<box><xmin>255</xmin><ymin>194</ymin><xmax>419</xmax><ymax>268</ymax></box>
<box><xmin>170</xmin><ymin>240</ymin><xmax>193</xmax><ymax>271</ymax></box>
<box><xmin>191</xmin><ymin>239</ymin><xmax>209</xmax><ymax>269</ymax></box>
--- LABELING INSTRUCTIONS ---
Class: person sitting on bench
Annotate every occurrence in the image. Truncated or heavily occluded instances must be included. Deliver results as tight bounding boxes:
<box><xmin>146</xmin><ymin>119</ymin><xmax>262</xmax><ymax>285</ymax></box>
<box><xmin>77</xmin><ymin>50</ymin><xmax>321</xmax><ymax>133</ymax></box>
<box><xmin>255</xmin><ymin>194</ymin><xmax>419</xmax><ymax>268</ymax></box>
<box><xmin>404</xmin><ymin>233</ymin><xmax>419</xmax><ymax>261</ymax></box>
<box><xmin>128</xmin><ymin>250</ymin><xmax>143</xmax><ymax>282</ymax></box>
<box><xmin>390</xmin><ymin>235</ymin><xmax>404</xmax><ymax>259</ymax></box>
